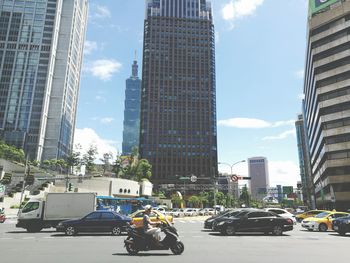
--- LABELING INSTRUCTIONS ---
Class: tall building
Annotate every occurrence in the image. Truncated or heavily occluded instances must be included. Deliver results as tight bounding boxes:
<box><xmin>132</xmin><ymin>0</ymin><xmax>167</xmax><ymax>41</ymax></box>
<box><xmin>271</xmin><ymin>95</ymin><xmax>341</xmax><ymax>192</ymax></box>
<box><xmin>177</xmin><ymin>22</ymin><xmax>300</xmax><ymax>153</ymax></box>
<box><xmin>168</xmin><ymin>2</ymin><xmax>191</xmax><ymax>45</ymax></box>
<box><xmin>303</xmin><ymin>0</ymin><xmax>350</xmax><ymax>210</ymax></box>
<box><xmin>295</xmin><ymin>113</ymin><xmax>315</xmax><ymax>208</ymax></box>
<box><xmin>122</xmin><ymin>59</ymin><xmax>141</xmax><ymax>156</ymax></box>
<box><xmin>0</xmin><ymin>0</ymin><xmax>88</xmax><ymax>161</ymax></box>
<box><xmin>140</xmin><ymin>0</ymin><xmax>217</xmax><ymax>187</ymax></box>
<box><xmin>248</xmin><ymin>157</ymin><xmax>269</xmax><ymax>200</ymax></box>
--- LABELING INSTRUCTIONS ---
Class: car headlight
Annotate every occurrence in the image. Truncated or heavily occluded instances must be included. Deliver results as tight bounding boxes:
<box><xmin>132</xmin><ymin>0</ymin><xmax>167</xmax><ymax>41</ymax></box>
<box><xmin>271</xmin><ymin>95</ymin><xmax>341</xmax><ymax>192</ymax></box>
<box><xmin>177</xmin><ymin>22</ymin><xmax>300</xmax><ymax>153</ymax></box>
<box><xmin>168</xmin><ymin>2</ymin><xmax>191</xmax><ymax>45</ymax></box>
<box><xmin>217</xmin><ymin>221</ymin><xmax>225</xmax><ymax>226</ymax></box>
<box><xmin>207</xmin><ymin>219</ymin><xmax>213</xmax><ymax>223</ymax></box>
<box><xmin>57</xmin><ymin>223</ymin><xmax>63</xmax><ymax>227</ymax></box>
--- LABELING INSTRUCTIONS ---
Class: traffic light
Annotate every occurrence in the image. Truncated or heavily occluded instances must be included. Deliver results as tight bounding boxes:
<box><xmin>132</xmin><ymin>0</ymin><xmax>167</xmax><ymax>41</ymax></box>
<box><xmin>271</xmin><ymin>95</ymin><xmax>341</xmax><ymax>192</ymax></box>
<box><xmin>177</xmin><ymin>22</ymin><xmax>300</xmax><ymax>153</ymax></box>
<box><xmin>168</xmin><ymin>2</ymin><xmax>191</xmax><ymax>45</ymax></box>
<box><xmin>68</xmin><ymin>183</ymin><xmax>73</xmax><ymax>191</ymax></box>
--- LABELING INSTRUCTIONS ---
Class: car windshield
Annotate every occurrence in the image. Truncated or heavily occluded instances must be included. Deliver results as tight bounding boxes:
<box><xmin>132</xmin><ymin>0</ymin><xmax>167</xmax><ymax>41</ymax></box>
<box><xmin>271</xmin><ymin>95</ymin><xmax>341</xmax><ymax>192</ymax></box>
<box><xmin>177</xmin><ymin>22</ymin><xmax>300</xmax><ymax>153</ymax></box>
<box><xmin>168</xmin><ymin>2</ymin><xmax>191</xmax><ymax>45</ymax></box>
<box><xmin>315</xmin><ymin>212</ymin><xmax>330</xmax><ymax>218</ymax></box>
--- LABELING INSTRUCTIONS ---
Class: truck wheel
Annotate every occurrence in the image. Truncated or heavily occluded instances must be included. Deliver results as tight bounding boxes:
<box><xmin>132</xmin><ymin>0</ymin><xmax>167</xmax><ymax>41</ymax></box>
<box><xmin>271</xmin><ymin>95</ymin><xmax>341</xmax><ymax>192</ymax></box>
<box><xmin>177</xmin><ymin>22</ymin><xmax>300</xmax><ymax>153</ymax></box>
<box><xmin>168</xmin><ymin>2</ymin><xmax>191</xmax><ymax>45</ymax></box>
<box><xmin>111</xmin><ymin>226</ymin><xmax>122</xmax><ymax>236</ymax></box>
<box><xmin>65</xmin><ymin>226</ymin><xmax>77</xmax><ymax>236</ymax></box>
<box><xmin>26</xmin><ymin>226</ymin><xmax>43</xmax><ymax>233</ymax></box>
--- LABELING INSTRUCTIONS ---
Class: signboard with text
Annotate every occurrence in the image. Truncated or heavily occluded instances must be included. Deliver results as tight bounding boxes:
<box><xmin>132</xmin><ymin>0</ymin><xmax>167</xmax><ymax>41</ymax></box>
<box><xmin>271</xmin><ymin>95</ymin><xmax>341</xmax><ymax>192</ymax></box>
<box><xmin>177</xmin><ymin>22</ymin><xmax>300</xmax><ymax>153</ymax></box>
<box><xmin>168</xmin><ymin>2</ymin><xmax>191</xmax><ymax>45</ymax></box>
<box><xmin>309</xmin><ymin>0</ymin><xmax>341</xmax><ymax>15</ymax></box>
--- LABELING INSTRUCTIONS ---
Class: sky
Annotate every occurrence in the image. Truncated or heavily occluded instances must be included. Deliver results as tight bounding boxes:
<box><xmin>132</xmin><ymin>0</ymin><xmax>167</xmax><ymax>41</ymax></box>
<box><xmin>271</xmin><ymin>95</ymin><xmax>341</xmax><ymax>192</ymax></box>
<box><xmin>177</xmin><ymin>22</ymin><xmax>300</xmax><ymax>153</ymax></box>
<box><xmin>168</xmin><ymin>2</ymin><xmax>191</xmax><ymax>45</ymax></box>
<box><xmin>74</xmin><ymin>0</ymin><xmax>309</xmax><ymax>187</ymax></box>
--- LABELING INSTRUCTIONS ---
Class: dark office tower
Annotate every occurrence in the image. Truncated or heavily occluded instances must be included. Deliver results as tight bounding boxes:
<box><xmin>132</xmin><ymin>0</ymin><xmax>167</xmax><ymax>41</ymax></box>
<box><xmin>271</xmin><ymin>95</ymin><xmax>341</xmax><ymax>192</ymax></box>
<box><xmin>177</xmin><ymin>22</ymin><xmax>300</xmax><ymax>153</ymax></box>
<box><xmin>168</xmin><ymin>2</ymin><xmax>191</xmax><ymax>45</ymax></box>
<box><xmin>122</xmin><ymin>60</ymin><xmax>141</xmax><ymax>156</ymax></box>
<box><xmin>0</xmin><ymin>0</ymin><xmax>88</xmax><ymax>161</ymax></box>
<box><xmin>304</xmin><ymin>0</ymin><xmax>350</xmax><ymax>210</ymax></box>
<box><xmin>140</xmin><ymin>0</ymin><xmax>217</xmax><ymax>187</ymax></box>
<box><xmin>295</xmin><ymin>113</ymin><xmax>315</xmax><ymax>208</ymax></box>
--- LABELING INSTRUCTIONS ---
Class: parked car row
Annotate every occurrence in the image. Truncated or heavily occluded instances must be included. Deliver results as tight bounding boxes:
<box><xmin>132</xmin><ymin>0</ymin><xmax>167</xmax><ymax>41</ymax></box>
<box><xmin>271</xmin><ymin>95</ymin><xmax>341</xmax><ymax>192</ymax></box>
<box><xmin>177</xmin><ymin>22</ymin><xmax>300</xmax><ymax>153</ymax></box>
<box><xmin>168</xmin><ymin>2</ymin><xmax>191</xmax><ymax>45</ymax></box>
<box><xmin>204</xmin><ymin>208</ymin><xmax>294</xmax><ymax>236</ymax></box>
<box><xmin>167</xmin><ymin>208</ymin><xmax>216</xmax><ymax>217</ymax></box>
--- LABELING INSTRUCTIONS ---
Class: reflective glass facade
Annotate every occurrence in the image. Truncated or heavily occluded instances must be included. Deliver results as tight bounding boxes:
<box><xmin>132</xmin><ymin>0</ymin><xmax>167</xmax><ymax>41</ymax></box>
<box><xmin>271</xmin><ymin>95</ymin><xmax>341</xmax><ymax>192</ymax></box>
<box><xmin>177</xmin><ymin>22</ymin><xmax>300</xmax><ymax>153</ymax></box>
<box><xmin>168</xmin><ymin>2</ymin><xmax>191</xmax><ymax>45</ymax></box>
<box><xmin>140</xmin><ymin>0</ymin><xmax>218</xmax><ymax>186</ymax></box>
<box><xmin>0</xmin><ymin>0</ymin><xmax>88</xmax><ymax>161</ymax></box>
<box><xmin>122</xmin><ymin>60</ymin><xmax>141</xmax><ymax>156</ymax></box>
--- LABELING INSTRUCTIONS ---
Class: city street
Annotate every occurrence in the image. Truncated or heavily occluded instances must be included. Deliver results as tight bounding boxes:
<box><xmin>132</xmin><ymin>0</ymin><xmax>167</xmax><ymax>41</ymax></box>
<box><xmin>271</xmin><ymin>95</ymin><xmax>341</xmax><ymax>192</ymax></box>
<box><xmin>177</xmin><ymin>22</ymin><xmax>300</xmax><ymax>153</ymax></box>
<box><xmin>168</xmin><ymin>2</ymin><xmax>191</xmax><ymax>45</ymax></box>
<box><xmin>1</xmin><ymin>218</ymin><xmax>349</xmax><ymax>263</ymax></box>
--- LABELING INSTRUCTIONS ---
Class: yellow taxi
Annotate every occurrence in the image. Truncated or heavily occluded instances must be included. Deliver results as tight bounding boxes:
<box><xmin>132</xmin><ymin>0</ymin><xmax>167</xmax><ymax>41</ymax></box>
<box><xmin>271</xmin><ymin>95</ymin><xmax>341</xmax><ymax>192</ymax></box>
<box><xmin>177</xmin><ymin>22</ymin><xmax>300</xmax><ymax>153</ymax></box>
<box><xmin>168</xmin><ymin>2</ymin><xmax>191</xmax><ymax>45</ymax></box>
<box><xmin>295</xmin><ymin>210</ymin><xmax>328</xmax><ymax>222</ymax></box>
<box><xmin>130</xmin><ymin>209</ymin><xmax>174</xmax><ymax>228</ymax></box>
<box><xmin>301</xmin><ymin>211</ymin><xmax>349</xmax><ymax>232</ymax></box>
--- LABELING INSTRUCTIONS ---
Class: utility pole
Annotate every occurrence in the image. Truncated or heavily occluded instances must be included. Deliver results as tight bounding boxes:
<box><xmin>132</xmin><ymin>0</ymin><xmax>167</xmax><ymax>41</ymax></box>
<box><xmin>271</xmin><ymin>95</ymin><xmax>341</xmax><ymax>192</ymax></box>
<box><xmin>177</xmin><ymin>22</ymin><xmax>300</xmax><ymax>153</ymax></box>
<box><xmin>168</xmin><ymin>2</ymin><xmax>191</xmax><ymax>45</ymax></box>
<box><xmin>18</xmin><ymin>155</ymin><xmax>29</xmax><ymax>215</ymax></box>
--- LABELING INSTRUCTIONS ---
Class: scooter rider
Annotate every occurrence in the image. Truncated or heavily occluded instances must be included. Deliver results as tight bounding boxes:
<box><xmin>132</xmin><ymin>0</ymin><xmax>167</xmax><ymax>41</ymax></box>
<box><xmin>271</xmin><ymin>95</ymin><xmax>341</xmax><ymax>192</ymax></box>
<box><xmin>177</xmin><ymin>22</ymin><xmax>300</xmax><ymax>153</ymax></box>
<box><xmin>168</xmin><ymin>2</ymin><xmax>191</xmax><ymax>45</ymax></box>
<box><xmin>143</xmin><ymin>205</ymin><xmax>161</xmax><ymax>242</ymax></box>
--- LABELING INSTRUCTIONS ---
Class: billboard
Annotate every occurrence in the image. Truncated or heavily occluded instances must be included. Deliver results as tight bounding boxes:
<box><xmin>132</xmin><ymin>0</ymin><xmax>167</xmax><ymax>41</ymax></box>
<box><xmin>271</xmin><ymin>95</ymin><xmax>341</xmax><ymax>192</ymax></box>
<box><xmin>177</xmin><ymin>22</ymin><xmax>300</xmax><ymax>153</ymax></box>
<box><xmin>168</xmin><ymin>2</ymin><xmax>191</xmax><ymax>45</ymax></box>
<box><xmin>309</xmin><ymin>0</ymin><xmax>341</xmax><ymax>15</ymax></box>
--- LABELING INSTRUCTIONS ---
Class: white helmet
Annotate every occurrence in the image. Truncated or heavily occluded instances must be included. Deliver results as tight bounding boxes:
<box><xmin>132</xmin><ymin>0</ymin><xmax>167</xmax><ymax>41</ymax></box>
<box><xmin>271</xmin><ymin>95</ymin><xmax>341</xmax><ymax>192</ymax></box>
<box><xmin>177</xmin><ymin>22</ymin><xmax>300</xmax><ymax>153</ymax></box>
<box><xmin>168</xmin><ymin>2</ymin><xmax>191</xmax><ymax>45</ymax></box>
<box><xmin>144</xmin><ymin>205</ymin><xmax>152</xmax><ymax>211</ymax></box>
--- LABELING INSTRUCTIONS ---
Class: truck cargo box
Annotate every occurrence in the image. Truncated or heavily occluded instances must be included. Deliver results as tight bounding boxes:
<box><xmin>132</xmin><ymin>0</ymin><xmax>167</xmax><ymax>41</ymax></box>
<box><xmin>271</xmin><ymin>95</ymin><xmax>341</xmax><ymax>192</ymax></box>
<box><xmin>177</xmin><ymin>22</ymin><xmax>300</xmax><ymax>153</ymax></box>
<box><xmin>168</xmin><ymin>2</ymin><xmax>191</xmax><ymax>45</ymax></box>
<box><xmin>43</xmin><ymin>193</ymin><xmax>96</xmax><ymax>221</ymax></box>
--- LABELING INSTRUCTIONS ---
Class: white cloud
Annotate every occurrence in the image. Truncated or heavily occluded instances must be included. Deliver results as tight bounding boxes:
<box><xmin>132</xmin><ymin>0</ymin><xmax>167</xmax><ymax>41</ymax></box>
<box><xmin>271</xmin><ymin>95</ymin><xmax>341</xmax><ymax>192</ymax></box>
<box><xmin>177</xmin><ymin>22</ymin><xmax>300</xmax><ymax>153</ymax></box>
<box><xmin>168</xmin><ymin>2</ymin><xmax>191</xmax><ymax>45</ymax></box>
<box><xmin>84</xmin><ymin>41</ymin><xmax>98</xmax><ymax>55</ymax></box>
<box><xmin>84</xmin><ymin>59</ymin><xmax>122</xmax><ymax>81</ymax></box>
<box><xmin>298</xmin><ymin>93</ymin><xmax>305</xmax><ymax>100</ymax></box>
<box><xmin>218</xmin><ymin>118</ymin><xmax>295</xmax><ymax>129</ymax></box>
<box><xmin>221</xmin><ymin>0</ymin><xmax>264</xmax><ymax>28</ymax></box>
<box><xmin>268</xmin><ymin>161</ymin><xmax>300</xmax><ymax>187</ymax></box>
<box><xmin>94</xmin><ymin>5</ymin><xmax>111</xmax><ymax>19</ymax></box>
<box><xmin>100</xmin><ymin>117</ymin><xmax>114</xmax><ymax>124</ymax></box>
<box><xmin>95</xmin><ymin>95</ymin><xmax>106</xmax><ymax>102</ymax></box>
<box><xmin>74</xmin><ymin>128</ymin><xmax>119</xmax><ymax>161</ymax></box>
<box><xmin>262</xmin><ymin>129</ymin><xmax>296</xmax><ymax>141</ymax></box>
<box><xmin>295</xmin><ymin>69</ymin><xmax>304</xmax><ymax>79</ymax></box>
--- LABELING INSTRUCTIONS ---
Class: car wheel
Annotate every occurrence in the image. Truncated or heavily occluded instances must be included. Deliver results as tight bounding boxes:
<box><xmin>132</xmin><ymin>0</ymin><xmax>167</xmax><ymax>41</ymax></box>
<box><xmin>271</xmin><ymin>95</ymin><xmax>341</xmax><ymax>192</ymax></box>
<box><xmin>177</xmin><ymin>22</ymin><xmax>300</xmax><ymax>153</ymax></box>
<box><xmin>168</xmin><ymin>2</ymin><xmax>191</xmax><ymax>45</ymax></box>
<box><xmin>318</xmin><ymin>223</ymin><xmax>328</xmax><ymax>232</ymax></box>
<box><xmin>272</xmin><ymin>226</ymin><xmax>283</xmax><ymax>236</ymax></box>
<box><xmin>65</xmin><ymin>226</ymin><xmax>77</xmax><ymax>236</ymax></box>
<box><xmin>225</xmin><ymin>225</ymin><xmax>236</xmax><ymax>236</ymax></box>
<box><xmin>111</xmin><ymin>226</ymin><xmax>122</xmax><ymax>236</ymax></box>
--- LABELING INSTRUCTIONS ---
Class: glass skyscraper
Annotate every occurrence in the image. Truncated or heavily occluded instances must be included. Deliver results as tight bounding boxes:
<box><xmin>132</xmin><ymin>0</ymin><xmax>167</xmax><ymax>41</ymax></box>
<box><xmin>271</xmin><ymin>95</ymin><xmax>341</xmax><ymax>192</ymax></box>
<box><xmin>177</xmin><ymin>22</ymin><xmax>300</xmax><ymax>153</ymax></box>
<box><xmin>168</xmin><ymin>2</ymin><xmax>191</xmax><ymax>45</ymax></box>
<box><xmin>0</xmin><ymin>0</ymin><xmax>88</xmax><ymax>161</ymax></box>
<box><xmin>122</xmin><ymin>60</ymin><xmax>141</xmax><ymax>156</ymax></box>
<box><xmin>140</xmin><ymin>0</ymin><xmax>218</xmax><ymax>187</ymax></box>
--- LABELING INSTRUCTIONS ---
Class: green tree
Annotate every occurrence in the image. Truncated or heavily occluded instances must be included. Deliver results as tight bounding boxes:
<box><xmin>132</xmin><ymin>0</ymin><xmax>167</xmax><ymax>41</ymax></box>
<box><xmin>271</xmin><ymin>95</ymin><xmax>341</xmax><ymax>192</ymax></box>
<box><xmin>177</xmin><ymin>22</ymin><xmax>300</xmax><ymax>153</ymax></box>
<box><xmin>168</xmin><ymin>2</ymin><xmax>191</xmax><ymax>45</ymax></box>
<box><xmin>198</xmin><ymin>191</ymin><xmax>209</xmax><ymax>208</ymax></box>
<box><xmin>188</xmin><ymin>195</ymin><xmax>201</xmax><ymax>208</ymax></box>
<box><xmin>240</xmin><ymin>185</ymin><xmax>250</xmax><ymax>207</ymax></box>
<box><xmin>66</xmin><ymin>144</ymin><xmax>82</xmax><ymax>174</ymax></box>
<box><xmin>215</xmin><ymin>191</ymin><xmax>226</xmax><ymax>206</ymax></box>
<box><xmin>0</xmin><ymin>141</ymin><xmax>25</xmax><ymax>163</ymax></box>
<box><xmin>112</xmin><ymin>153</ymin><xmax>123</xmax><ymax>178</ymax></box>
<box><xmin>100</xmin><ymin>152</ymin><xmax>113</xmax><ymax>175</ymax></box>
<box><xmin>82</xmin><ymin>144</ymin><xmax>98</xmax><ymax>174</ymax></box>
<box><xmin>171</xmin><ymin>194</ymin><xmax>183</xmax><ymax>208</ymax></box>
<box><xmin>135</xmin><ymin>159</ymin><xmax>152</xmax><ymax>181</ymax></box>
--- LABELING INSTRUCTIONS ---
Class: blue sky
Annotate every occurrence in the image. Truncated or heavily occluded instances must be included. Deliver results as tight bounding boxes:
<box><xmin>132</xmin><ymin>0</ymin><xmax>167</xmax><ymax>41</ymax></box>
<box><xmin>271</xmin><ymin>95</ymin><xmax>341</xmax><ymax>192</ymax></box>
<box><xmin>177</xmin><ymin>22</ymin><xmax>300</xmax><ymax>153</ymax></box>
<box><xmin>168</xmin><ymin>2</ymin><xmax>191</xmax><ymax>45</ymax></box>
<box><xmin>75</xmin><ymin>0</ymin><xmax>309</xmax><ymax>187</ymax></box>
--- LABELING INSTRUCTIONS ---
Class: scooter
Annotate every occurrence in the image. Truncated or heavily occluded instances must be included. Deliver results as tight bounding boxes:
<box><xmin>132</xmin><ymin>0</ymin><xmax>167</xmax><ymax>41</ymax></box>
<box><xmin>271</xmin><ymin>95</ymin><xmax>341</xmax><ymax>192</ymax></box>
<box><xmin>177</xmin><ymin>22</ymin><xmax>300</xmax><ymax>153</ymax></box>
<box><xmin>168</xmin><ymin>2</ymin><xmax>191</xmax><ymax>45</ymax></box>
<box><xmin>124</xmin><ymin>217</ymin><xmax>184</xmax><ymax>255</ymax></box>
<box><xmin>0</xmin><ymin>212</ymin><xmax>6</xmax><ymax>223</ymax></box>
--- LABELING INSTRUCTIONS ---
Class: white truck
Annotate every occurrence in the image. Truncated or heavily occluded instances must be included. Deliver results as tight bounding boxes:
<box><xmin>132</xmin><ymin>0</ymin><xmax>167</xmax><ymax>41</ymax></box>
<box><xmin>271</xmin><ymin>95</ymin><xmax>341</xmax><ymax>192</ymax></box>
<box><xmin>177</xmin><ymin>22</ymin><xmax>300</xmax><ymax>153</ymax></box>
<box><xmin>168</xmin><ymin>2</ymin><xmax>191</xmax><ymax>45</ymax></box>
<box><xmin>16</xmin><ymin>193</ymin><xmax>96</xmax><ymax>232</ymax></box>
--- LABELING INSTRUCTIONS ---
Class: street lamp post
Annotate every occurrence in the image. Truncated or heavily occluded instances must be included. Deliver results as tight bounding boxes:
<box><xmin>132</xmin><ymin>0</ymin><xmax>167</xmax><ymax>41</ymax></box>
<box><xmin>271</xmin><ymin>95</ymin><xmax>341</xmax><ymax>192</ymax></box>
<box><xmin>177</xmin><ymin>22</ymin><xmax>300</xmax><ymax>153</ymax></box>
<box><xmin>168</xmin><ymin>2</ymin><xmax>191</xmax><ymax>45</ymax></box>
<box><xmin>218</xmin><ymin>160</ymin><xmax>246</xmax><ymax>199</ymax></box>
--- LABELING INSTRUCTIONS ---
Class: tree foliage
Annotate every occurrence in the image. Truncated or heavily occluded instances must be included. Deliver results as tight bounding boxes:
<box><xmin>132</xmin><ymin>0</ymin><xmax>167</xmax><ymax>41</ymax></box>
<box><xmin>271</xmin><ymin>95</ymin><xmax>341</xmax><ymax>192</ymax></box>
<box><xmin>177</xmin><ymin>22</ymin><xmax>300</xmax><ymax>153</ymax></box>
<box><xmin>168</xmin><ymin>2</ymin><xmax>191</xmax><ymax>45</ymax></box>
<box><xmin>66</xmin><ymin>144</ymin><xmax>82</xmax><ymax>174</ymax></box>
<box><xmin>100</xmin><ymin>152</ymin><xmax>113</xmax><ymax>174</ymax></box>
<box><xmin>82</xmin><ymin>144</ymin><xmax>98</xmax><ymax>174</ymax></box>
<box><xmin>0</xmin><ymin>141</ymin><xmax>25</xmax><ymax>163</ymax></box>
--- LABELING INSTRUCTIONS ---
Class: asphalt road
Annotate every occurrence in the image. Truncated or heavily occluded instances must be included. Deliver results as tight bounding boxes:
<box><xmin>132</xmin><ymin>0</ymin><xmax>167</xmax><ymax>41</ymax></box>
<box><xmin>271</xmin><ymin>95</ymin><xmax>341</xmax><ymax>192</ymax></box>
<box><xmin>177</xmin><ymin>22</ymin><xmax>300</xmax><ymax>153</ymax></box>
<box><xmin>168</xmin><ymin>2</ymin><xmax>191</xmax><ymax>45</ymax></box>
<box><xmin>1</xmin><ymin>218</ymin><xmax>349</xmax><ymax>263</ymax></box>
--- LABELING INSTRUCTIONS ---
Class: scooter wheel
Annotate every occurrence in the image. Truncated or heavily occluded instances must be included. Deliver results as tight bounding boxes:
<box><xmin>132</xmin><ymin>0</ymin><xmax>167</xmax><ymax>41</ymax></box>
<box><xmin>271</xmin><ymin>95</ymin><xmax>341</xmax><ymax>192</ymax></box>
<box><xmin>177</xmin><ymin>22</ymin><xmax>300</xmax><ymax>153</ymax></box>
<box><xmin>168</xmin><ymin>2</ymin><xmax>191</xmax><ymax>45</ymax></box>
<box><xmin>125</xmin><ymin>237</ymin><xmax>139</xmax><ymax>255</ymax></box>
<box><xmin>171</xmin><ymin>241</ymin><xmax>184</xmax><ymax>255</ymax></box>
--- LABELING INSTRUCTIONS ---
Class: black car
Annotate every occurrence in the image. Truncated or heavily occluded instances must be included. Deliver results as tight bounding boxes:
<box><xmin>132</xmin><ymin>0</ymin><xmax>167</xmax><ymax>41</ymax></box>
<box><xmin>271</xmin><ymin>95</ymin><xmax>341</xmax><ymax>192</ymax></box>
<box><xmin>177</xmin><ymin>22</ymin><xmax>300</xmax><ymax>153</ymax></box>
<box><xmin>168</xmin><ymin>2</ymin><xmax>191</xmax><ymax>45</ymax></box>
<box><xmin>332</xmin><ymin>215</ymin><xmax>350</xmax><ymax>236</ymax></box>
<box><xmin>211</xmin><ymin>209</ymin><xmax>258</xmax><ymax>231</ymax></box>
<box><xmin>56</xmin><ymin>211</ymin><xmax>131</xmax><ymax>236</ymax></box>
<box><xmin>204</xmin><ymin>209</ymin><xmax>235</xmax><ymax>229</ymax></box>
<box><xmin>216</xmin><ymin>210</ymin><xmax>294</xmax><ymax>236</ymax></box>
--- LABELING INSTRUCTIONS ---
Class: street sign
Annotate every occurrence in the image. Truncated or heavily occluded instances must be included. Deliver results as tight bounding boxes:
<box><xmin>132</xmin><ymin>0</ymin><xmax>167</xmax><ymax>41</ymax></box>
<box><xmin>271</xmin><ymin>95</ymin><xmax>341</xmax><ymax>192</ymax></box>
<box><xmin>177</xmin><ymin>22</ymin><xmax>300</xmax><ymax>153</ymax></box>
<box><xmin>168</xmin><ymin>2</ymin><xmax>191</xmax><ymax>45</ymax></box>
<box><xmin>190</xmin><ymin>175</ymin><xmax>197</xmax><ymax>183</ymax></box>
<box><xmin>231</xmin><ymin>175</ymin><xmax>239</xmax><ymax>182</ymax></box>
